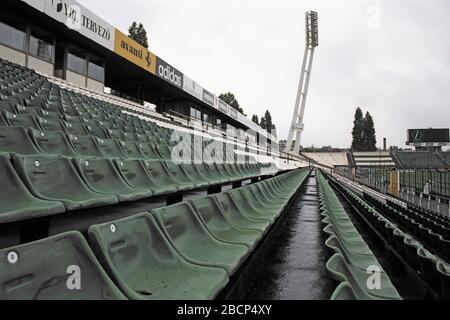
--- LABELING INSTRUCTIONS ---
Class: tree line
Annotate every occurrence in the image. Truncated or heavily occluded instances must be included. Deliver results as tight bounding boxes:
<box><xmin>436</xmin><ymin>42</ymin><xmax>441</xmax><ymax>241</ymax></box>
<box><xmin>351</xmin><ymin>107</ymin><xmax>377</xmax><ymax>151</ymax></box>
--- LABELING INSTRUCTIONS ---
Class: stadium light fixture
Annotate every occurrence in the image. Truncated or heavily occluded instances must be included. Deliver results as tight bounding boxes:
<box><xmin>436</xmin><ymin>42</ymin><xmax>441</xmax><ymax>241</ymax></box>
<box><xmin>285</xmin><ymin>11</ymin><xmax>319</xmax><ymax>155</ymax></box>
<box><xmin>306</xmin><ymin>11</ymin><xmax>319</xmax><ymax>48</ymax></box>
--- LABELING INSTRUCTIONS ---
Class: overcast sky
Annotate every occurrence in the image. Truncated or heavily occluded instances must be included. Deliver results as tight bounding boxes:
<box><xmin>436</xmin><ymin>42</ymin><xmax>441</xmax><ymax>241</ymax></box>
<box><xmin>78</xmin><ymin>0</ymin><xmax>449</xmax><ymax>148</ymax></box>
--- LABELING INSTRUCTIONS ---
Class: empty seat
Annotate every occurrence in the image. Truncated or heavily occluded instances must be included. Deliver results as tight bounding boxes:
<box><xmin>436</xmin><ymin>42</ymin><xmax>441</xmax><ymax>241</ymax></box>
<box><xmin>0</xmin><ymin>112</ymin><xmax>8</xmax><ymax>126</ymax></box>
<box><xmin>97</xmin><ymin>139</ymin><xmax>128</xmax><ymax>159</ymax></box>
<box><xmin>164</xmin><ymin>161</ymin><xmax>198</xmax><ymax>190</ymax></box>
<box><xmin>0</xmin><ymin>101</ymin><xmax>16</xmax><ymax>113</ymax></box>
<box><xmin>120</xmin><ymin>141</ymin><xmax>146</xmax><ymax>159</ymax></box>
<box><xmin>73</xmin><ymin>158</ymin><xmax>151</xmax><ymax>201</ymax></box>
<box><xmin>155</xmin><ymin>145</ymin><xmax>172</xmax><ymax>159</ymax></box>
<box><xmin>142</xmin><ymin>160</ymin><xmax>180</xmax><ymax>195</ymax></box>
<box><xmin>3</xmin><ymin>111</ymin><xmax>43</xmax><ymax>131</ymax></box>
<box><xmin>138</xmin><ymin>143</ymin><xmax>161</xmax><ymax>160</ymax></box>
<box><xmin>89</xmin><ymin>127</ymin><xmax>110</xmax><ymax>139</ymax></box>
<box><xmin>237</xmin><ymin>187</ymin><xmax>281</xmax><ymax>217</ymax></box>
<box><xmin>13</xmin><ymin>154</ymin><xmax>118</xmax><ymax>211</ymax></box>
<box><xmin>88</xmin><ymin>213</ymin><xmax>229</xmax><ymax>300</ymax></box>
<box><xmin>181</xmin><ymin>163</ymin><xmax>210</xmax><ymax>188</ymax></box>
<box><xmin>0</xmin><ymin>153</ymin><xmax>65</xmax><ymax>224</ymax></box>
<box><xmin>30</xmin><ymin>130</ymin><xmax>77</xmax><ymax>157</ymax></box>
<box><xmin>65</xmin><ymin>123</ymin><xmax>92</xmax><ymax>136</ymax></box>
<box><xmin>190</xmin><ymin>196</ymin><xmax>261</xmax><ymax>250</ymax></box>
<box><xmin>326</xmin><ymin>253</ymin><xmax>401</xmax><ymax>300</ymax></box>
<box><xmin>39</xmin><ymin>118</ymin><xmax>67</xmax><ymax>132</ymax></box>
<box><xmin>207</xmin><ymin>163</ymin><xmax>231</xmax><ymax>182</ymax></box>
<box><xmin>152</xmin><ymin>202</ymin><xmax>248</xmax><ymax>276</ymax></box>
<box><xmin>0</xmin><ymin>126</ymin><xmax>42</xmax><ymax>155</ymax></box>
<box><xmin>68</xmin><ymin>135</ymin><xmax>105</xmax><ymax>158</ymax></box>
<box><xmin>194</xmin><ymin>163</ymin><xmax>225</xmax><ymax>184</ymax></box>
<box><xmin>229</xmin><ymin>189</ymin><xmax>277</xmax><ymax>222</ymax></box>
<box><xmin>114</xmin><ymin>159</ymin><xmax>162</xmax><ymax>195</ymax></box>
<box><xmin>0</xmin><ymin>231</ymin><xmax>126</xmax><ymax>300</ymax></box>
<box><xmin>214</xmin><ymin>192</ymin><xmax>271</xmax><ymax>233</ymax></box>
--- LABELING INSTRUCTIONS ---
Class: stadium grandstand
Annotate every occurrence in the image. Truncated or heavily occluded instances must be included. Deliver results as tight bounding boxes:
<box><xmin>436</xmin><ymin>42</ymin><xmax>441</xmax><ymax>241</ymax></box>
<box><xmin>0</xmin><ymin>0</ymin><xmax>449</xmax><ymax>304</ymax></box>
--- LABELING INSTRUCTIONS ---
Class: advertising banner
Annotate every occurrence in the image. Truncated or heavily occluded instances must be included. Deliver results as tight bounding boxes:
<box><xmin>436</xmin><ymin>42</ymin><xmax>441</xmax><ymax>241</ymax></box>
<box><xmin>183</xmin><ymin>75</ymin><xmax>203</xmax><ymax>100</ymax></box>
<box><xmin>218</xmin><ymin>99</ymin><xmax>229</xmax><ymax>114</ymax></box>
<box><xmin>21</xmin><ymin>0</ymin><xmax>115</xmax><ymax>51</ymax></box>
<box><xmin>114</xmin><ymin>30</ymin><xmax>156</xmax><ymax>74</ymax></box>
<box><xmin>155</xmin><ymin>57</ymin><xmax>183</xmax><ymax>89</ymax></box>
<box><xmin>229</xmin><ymin>107</ymin><xmax>238</xmax><ymax>119</ymax></box>
<box><xmin>202</xmin><ymin>89</ymin><xmax>214</xmax><ymax>107</ymax></box>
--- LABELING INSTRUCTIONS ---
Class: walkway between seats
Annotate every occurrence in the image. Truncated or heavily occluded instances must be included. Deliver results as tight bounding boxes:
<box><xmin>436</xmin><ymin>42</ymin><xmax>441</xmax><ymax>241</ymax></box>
<box><xmin>243</xmin><ymin>172</ymin><xmax>334</xmax><ymax>299</ymax></box>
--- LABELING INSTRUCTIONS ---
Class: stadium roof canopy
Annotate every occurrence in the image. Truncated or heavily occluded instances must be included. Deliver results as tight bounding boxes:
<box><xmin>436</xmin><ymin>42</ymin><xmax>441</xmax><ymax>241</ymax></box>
<box><xmin>1</xmin><ymin>0</ymin><xmax>275</xmax><ymax>140</ymax></box>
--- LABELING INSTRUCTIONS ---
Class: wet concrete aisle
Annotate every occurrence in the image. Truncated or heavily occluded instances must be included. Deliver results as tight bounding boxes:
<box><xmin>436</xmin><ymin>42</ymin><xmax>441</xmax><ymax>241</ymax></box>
<box><xmin>243</xmin><ymin>172</ymin><xmax>335</xmax><ymax>300</ymax></box>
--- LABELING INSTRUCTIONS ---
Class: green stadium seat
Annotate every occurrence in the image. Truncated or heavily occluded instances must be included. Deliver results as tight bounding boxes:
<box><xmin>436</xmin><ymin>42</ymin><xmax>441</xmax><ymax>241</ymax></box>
<box><xmin>3</xmin><ymin>111</ymin><xmax>43</xmax><ymax>131</ymax></box>
<box><xmin>239</xmin><ymin>187</ymin><xmax>282</xmax><ymax>215</ymax></box>
<box><xmin>88</xmin><ymin>213</ymin><xmax>229</xmax><ymax>300</ymax></box>
<box><xmin>138</xmin><ymin>143</ymin><xmax>161</xmax><ymax>160</ymax></box>
<box><xmin>229</xmin><ymin>189</ymin><xmax>277</xmax><ymax>222</ymax></box>
<box><xmin>107</xmin><ymin>129</ymin><xmax>125</xmax><ymax>141</ymax></box>
<box><xmin>65</xmin><ymin>124</ymin><xmax>92</xmax><ymax>136</ymax></box>
<box><xmin>0</xmin><ymin>153</ymin><xmax>65</xmax><ymax>224</ymax></box>
<box><xmin>120</xmin><ymin>141</ymin><xmax>146</xmax><ymax>159</ymax></box>
<box><xmin>331</xmin><ymin>282</ymin><xmax>357</xmax><ymax>300</ymax></box>
<box><xmin>181</xmin><ymin>163</ymin><xmax>210</xmax><ymax>188</ymax></box>
<box><xmin>97</xmin><ymin>139</ymin><xmax>128</xmax><ymax>159</ymax></box>
<box><xmin>16</xmin><ymin>106</ymin><xmax>44</xmax><ymax>118</ymax></box>
<box><xmin>38</xmin><ymin>118</ymin><xmax>67</xmax><ymax>133</ymax></box>
<box><xmin>194</xmin><ymin>163</ymin><xmax>225</xmax><ymax>184</ymax></box>
<box><xmin>214</xmin><ymin>192</ymin><xmax>271</xmax><ymax>233</ymax></box>
<box><xmin>43</xmin><ymin>102</ymin><xmax>62</xmax><ymax>113</ymax></box>
<box><xmin>0</xmin><ymin>231</ymin><xmax>126</xmax><ymax>300</ymax></box>
<box><xmin>113</xmin><ymin>159</ymin><xmax>163</xmax><ymax>195</ymax></box>
<box><xmin>214</xmin><ymin>163</ymin><xmax>235</xmax><ymax>179</ymax></box>
<box><xmin>41</xmin><ymin>111</ymin><xmax>61</xmax><ymax>120</ymax></box>
<box><xmin>155</xmin><ymin>145</ymin><xmax>172</xmax><ymax>159</ymax></box>
<box><xmin>164</xmin><ymin>161</ymin><xmax>198</xmax><ymax>189</ymax></box>
<box><xmin>326</xmin><ymin>253</ymin><xmax>401</xmax><ymax>300</ymax></box>
<box><xmin>30</xmin><ymin>130</ymin><xmax>77</xmax><ymax>157</ymax></box>
<box><xmin>207</xmin><ymin>163</ymin><xmax>231</xmax><ymax>182</ymax></box>
<box><xmin>189</xmin><ymin>196</ymin><xmax>261</xmax><ymax>250</ymax></box>
<box><xmin>254</xmin><ymin>183</ymin><xmax>290</xmax><ymax>205</ymax></box>
<box><xmin>0</xmin><ymin>126</ymin><xmax>42</xmax><ymax>155</ymax></box>
<box><xmin>0</xmin><ymin>101</ymin><xmax>16</xmax><ymax>113</ymax></box>
<box><xmin>12</xmin><ymin>154</ymin><xmax>118</xmax><ymax>211</ymax></box>
<box><xmin>89</xmin><ymin>127</ymin><xmax>110</xmax><ymax>140</ymax></box>
<box><xmin>0</xmin><ymin>112</ymin><xmax>8</xmax><ymax>127</ymax></box>
<box><xmin>73</xmin><ymin>158</ymin><xmax>151</xmax><ymax>201</ymax></box>
<box><xmin>142</xmin><ymin>160</ymin><xmax>180</xmax><ymax>194</ymax></box>
<box><xmin>68</xmin><ymin>135</ymin><xmax>105</xmax><ymax>158</ymax></box>
<box><xmin>152</xmin><ymin>202</ymin><xmax>249</xmax><ymax>276</ymax></box>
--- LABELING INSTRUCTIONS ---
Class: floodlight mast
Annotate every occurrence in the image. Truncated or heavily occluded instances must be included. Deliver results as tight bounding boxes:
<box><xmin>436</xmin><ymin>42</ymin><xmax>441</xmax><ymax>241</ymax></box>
<box><xmin>285</xmin><ymin>11</ymin><xmax>319</xmax><ymax>155</ymax></box>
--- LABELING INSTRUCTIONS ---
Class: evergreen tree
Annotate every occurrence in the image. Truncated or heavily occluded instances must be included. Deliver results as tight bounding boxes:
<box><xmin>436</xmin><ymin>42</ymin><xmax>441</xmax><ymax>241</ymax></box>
<box><xmin>219</xmin><ymin>92</ymin><xmax>244</xmax><ymax>114</ymax></box>
<box><xmin>260</xmin><ymin>116</ymin><xmax>267</xmax><ymax>130</ymax></box>
<box><xmin>351</xmin><ymin>107</ymin><xmax>364</xmax><ymax>151</ymax></box>
<box><xmin>128</xmin><ymin>22</ymin><xmax>149</xmax><ymax>48</ymax></box>
<box><xmin>363</xmin><ymin>112</ymin><xmax>377</xmax><ymax>151</ymax></box>
<box><xmin>251</xmin><ymin>115</ymin><xmax>259</xmax><ymax>125</ymax></box>
<box><xmin>264</xmin><ymin>110</ymin><xmax>274</xmax><ymax>133</ymax></box>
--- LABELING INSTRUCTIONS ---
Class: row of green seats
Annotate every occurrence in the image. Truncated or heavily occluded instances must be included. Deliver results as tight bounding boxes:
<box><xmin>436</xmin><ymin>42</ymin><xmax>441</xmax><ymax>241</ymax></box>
<box><xmin>0</xmin><ymin>169</ymin><xmax>308</xmax><ymax>299</ymax></box>
<box><xmin>0</xmin><ymin>152</ymin><xmax>265</xmax><ymax>224</ymax></box>
<box><xmin>337</xmin><ymin>180</ymin><xmax>450</xmax><ymax>299</ymax></box>
<box><xmin>316</xmin><ymin>171</ymin><xmax>402</xmax><ymax>300</ymax></box>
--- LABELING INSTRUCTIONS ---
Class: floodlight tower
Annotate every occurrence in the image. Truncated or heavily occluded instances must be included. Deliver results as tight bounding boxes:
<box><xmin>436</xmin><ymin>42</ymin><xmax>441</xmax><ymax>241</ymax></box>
<box><xmin>285</xmin><ymin>11</ymin><xmax>319</xmax><ymax>155</ymax></box>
